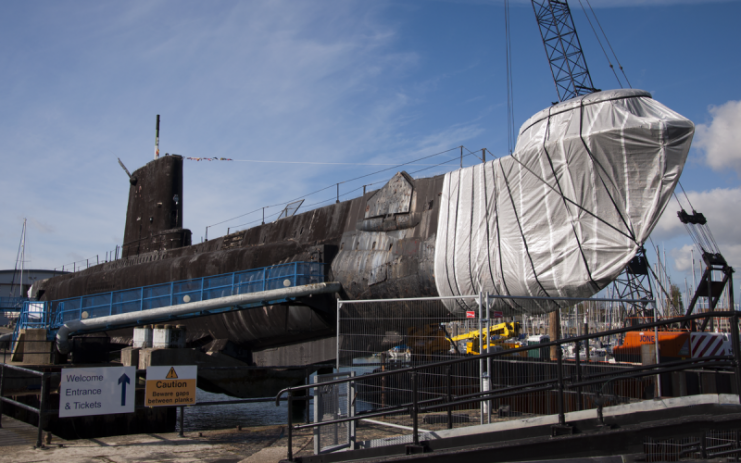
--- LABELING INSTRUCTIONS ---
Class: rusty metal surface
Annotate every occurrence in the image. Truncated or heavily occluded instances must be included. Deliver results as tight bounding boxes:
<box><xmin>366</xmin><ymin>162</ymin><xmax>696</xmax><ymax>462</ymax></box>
<box><xmin>122</xmin><ymin>155</ymin><xmax>190</xmax><ymax>257</ymax></box>
<box><xmin>364</xmin><ymin>172</ymin><xmax>414</xmax><ymax>219</ymax></box>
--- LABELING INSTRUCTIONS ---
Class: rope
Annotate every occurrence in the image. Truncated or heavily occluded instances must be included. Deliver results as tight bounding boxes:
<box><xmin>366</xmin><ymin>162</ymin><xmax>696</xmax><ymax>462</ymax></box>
<box><xmin>498</xmin><ymin>160</ymin><xmax>552</xmax><ymax>299</ymax></box>
<box><xmin>205</xmin><ymin>147</ymin><xmax>460</xmax><ymax>229</ymax></box>
<box><xmin>539</xmin><ymin>107</ymin><xmax>599</xmax><ymax>292</ymax></box>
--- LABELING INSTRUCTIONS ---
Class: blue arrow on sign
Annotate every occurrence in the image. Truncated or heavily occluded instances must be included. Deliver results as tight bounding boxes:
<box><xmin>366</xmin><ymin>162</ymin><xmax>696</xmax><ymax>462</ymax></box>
<box><xmin>118</xmin><ymin>373</ymin><xmax>130</xmax><ymax>406</ymax></box>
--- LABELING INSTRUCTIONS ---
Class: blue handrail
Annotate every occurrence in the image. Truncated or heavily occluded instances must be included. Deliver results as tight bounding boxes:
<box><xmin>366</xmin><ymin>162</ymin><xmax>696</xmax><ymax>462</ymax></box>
<box><xmin>47</xmin><ymin>261</ymin><xmax>326</xmax><ymax>330</ymax></box>
<box><xmin>0</xmin><ymin>297</ymin><xmax>27</xmax><ymax>311</ymax></box>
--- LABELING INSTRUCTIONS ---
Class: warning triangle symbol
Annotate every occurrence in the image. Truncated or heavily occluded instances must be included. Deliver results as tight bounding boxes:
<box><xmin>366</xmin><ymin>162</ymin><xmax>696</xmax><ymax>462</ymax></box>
<box><xmin>166</xmin><ymin>367</ymin><xmax>179</xmax><ymax>379</ymax></box>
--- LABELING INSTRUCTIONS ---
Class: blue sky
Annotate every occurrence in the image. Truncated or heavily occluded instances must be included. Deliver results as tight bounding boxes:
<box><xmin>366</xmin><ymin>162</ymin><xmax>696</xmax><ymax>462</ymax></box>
<box><xmin>1</xmin><ymin>0</ymin><xmax>739</xmax><ymax>303</ymax></box>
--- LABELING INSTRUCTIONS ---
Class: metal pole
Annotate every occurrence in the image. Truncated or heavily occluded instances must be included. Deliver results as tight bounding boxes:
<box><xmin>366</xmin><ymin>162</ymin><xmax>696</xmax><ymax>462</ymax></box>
<box><xmin>0</xmin><ymin>348</ymin><xmax>5</xmax><ymax>428</ymax></box>
<box><xmin>262</xmin><ymin>208</ymin><xmax>265</xmax><ymax>225</ymax></box>
<box><xmin>179</xmin><ymin>406</ymin><xmax>184</xmax><ymax>437</ymax></box>
<box><xmin>287</xmin><ymin>390</ymin><xmax>293</xmax><ymax>462</ymax></box>
<box><xmin>154</xmin><ymin>114</ymin><xmax>160</xmax><ymax>159</ymax></box>
<box><xmin>446</xmin><ymin>366</ymin><xmax>453</xmax><ymax>429</ymax></box>
<box><xmin>653</xmin><ymin>301</ymin><xmax>661</xmax><ymax>397</ymax></box>
<box><xmin>556</xmin><ymin>337</ymin><xmax>565</xmax><ymax>425</ymax></box>
<box><xmin>460</xmin><ymin>146</ymin><xmax>463</xmax><ymax>168</ymax></box>
<box><xmin>35</xmin><ymin>374</ymin><xmax>48</xmax><ymax>449</ymax></box>
<box><xmin>411</xmin><ymin>371</ymin><xmax>419</xmax><ymax>446</ymax></box>
<box><xmin>486</xmin><ymin>293</ymin><xmax>491</xmax><ymax>424</ymax></box>
<box><xmin>481</xmin><ymin>148</ymin><xmax>486</xmax><ymax>163</ymax></box>
<box><xmin>478</xmin><ymin>291</ymin><xmax>484</xmax><ymax>425</ymax></box>
<box><xmin>336</xmin><ymin>184</ymin><xmax>340</xmax><ymax>204</ymax></box>
<box><xmin>575</xmin><ymin>341</ymin><xmax>582</xmax><ymax>411</ymax></box>
<box><xmin>336</xmin><ymin>301</ymin><xmax>341</xmax><ymax>373</ymax></box>
<box><xmin>730</xmin><ymin>311</ymin><xmax>741</xmax><ymax>403</ymax></box>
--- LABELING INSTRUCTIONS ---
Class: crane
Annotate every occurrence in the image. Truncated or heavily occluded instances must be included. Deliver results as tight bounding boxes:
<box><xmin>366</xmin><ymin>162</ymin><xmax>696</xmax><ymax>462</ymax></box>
<box><xmin>530</xmin><ymin>0</ymin><xmax>599</xmax><ymax>102</ymax></box>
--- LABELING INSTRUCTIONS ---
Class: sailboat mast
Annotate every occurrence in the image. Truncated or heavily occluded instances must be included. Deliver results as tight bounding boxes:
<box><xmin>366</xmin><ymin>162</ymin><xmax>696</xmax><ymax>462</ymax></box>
<box><xmin>19</xmin><ymin>218</ymin><xmax>26</xmax><ymax>298</ymax></box>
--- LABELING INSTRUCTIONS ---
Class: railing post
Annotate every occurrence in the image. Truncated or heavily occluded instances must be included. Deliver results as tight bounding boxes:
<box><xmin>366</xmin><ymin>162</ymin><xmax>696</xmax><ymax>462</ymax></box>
<box><xmin>35</xmin><ymin>373</ymin><xmax>48</xmax><ymax>449</ymax></box>
<box><xmin>0</xmin><ymin>348</ymin><xmax>5</xmax><ymax>429</ymax></box>
<box><xmin>179</xmin><ymin>406</ymin><xmax>185</xmax><ymax>437</ymax></box>
<box><xmin>411</xmin><ymin>371</ymin><xmax>419</xmax><ymax>446</ymax></box>
<box><xmin>287</xmin><ymin>390</ymin><xmax>294</xmax><ymax>461</ymax></box>
<box><xmin>556</xmin><ymin>337</ymin><xmax>566</xmax><ymax>426</ymax></box>
<box><xmin>446</xmin><ymin>365</ymin><xmax>453</xmax><ymax>430</ymax></box>
<box><xmin>731</xmin><ymin>312</ymin><xmax>741</xmax><ymax>403</ymax></box>
<box><xmin>575</xmin><ymin>340</ymin><xmax>582</xmax><ymax>411</ymax></box>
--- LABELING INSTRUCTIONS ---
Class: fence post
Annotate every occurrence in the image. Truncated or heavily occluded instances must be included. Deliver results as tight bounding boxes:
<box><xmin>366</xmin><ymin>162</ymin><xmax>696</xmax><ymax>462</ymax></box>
<box><xmin>478</xmin><ymin>291</ymin><xmax>484</xmax><ymax>425</ymax></box>
<box><xmin>179</xmin><ymin>406</ymin><xmax>185</xmax><ymax>437</ymax></box>
<box><xmin>575</xmin><ymin>341</ymin><xmax>582</xmax><ymax>411</ymax></box>
<box><xmin>411</xmin><ymin>371</ymin><xmax>419</xmax><ymax>446</ymax></box>
<box><xmin>446</xmin><ymin>366</ymin><xmax>453</xmax><ymax>430</ymax></box>
<box><xmin>35</xmin><ymin>373</ymin><xmax>48</xmax><ymax>449</ymax></box>
<box><xmin>0</xmin><ymin>349</ymin><xmax>5</xmax><ymax>429</ymax></box>
<box><xmin>287</xmin><ymin>390</ymin><xmax>294</xmax><ymax>462</ymax></box>
<box><xmin>731</xmin><ymin>312</ymin><xmax>741</xmax><ymax>403</ymax></box>
<box><xmin>556</xmin><ymin>337</ymin><xmax>566</xmax><ymax>426</ymax></box>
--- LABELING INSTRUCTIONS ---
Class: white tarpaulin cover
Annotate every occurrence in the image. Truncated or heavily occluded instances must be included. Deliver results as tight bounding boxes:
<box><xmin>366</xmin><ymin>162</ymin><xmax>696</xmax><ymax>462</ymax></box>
<box><xmin>434</xmin><ymin>89</ymin><xmax>694</xmax><ymax>315</ymax></box>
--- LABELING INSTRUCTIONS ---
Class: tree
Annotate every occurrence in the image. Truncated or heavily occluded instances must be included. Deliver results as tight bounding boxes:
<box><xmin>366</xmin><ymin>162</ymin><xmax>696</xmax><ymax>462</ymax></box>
<box><xmin>668</xmin><ymin>284</ymin><xmax>684</xmax><ymax>318</ymax></box>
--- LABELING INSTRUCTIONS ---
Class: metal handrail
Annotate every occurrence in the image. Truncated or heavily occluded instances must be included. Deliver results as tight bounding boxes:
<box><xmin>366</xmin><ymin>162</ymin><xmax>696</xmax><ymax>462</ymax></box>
<box><xmin>275</xmin><ymin>309</ymin><xmax>741</xmax><ymax>461</ymax></box>
<box><xmin>24</xmin><ymin>262</ymin><xmax>325</xmax><ymax>331</ymax></box>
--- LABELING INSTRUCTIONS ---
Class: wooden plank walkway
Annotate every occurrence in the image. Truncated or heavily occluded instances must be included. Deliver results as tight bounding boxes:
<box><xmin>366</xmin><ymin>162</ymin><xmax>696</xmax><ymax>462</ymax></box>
<box><xmin>0</xmin><ymin>415</ymin><xmax>62</xmax><ymax>447</ymax></box>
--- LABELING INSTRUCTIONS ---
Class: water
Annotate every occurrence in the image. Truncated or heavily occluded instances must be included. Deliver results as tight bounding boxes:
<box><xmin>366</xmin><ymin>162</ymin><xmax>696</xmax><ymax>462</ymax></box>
<box><xmin>178</xmin><ymin>388</ymin><xmax>293</xmax><ymax>431</ymax></box>
<box><xmin>176</xmin><ymin>358</ymin><xmax>382</xmax><ymax>432</ymax></box>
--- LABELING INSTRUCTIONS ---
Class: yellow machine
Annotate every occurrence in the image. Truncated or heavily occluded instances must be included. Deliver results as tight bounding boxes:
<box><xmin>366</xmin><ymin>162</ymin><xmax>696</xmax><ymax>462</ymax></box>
<box><xmin>450</xmin><ymin>322</ymin><xmax>522</xmax><ymax>355</ymax></box>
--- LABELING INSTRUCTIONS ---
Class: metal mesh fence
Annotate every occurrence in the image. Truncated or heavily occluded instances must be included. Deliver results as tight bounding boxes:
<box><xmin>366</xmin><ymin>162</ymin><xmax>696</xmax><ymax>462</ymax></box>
<box><xmin>644</xmin><ymin>429</ymin><xmax>741</xmax><ymax>461</ymax></box>
<box><xmin>336</xmin><ymin>295</ymin><xmax>670</xmax><ymax>444</ymax></box>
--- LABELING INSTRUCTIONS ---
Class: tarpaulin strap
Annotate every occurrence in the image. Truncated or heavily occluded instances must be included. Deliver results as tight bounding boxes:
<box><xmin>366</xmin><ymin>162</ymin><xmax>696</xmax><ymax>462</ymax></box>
<box><xmin>538</xmin><ymin>106</ymin><xmax>599</xmax><ymax>293</ymax></box>
<box><xmin>507</xmin><ymin>153</ymin><xmax>635</xmax><ymax>243</ymax></box>
<box><xmin>497</xmin><ymin>160</ymin><xmax>552</xmax><ymax>300</ymax></box>
<box><xmin>487</xmin><ymin>161</ymin><xmax>526</xmax><ymax>313</ymax></box>
<box><xmin>480</xmin><ymin>163</ymin><xmax>502</xmax><ymax>298</ymax></box>
<box><xmin>578</xmin><ymin>100</ymin><xmax>637</xmax><ymax>243</ymax></box>
<box><xmin>442</xmin><ymin>171</ymin><xmax>469</xmax><ymax>313</ymax></box>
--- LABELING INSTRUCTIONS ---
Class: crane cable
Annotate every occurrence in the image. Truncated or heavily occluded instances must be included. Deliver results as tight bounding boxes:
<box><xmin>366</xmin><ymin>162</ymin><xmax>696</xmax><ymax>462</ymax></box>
<box><xmin>575</xmin><ymin>0</ymin><xmax>624</xmax><ymax>89</ymax></box>
<box><xmin>582</xmin><ymin>0</ymin><xmax>632</xmax><ymax>88</ymax></box>
<box><xmin>504</xmin><ymin>0</ymin><xmax>516</xmax><ymax>155</ymax></box>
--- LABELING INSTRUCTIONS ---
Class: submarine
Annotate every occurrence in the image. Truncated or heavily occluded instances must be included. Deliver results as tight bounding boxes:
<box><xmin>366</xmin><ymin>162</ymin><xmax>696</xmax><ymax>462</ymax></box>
<box><xmin>31</xmin><ymin>89</ymin><xmax>694</xmax><ymax>369</ymax></box>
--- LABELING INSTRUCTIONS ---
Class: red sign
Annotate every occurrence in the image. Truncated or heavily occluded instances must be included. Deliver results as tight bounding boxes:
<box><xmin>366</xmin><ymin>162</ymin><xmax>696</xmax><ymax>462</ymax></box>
<box><xmin>492</xmin><ymin>311</ymin><xmax>503</xmax><ymax>318</ymax></box>
<box><xmin>466</xmin><ymin>311</ymin><xmax>476</xmax><ymax>319</ymax></box>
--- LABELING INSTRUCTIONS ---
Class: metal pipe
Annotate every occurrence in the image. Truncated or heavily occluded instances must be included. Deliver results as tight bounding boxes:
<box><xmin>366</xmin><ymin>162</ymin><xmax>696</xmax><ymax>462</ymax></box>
<box><xmin>56</xmin><ymin>281</ymin><xmax>341</xmax><ymax>354</ymax></box>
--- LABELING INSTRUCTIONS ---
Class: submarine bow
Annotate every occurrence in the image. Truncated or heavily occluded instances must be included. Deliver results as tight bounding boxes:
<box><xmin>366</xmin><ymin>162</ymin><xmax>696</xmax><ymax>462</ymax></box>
<box><xmin>434</xmin><ymin>89</ymin><xmax>694</xmax><ymax>315</ymax></box>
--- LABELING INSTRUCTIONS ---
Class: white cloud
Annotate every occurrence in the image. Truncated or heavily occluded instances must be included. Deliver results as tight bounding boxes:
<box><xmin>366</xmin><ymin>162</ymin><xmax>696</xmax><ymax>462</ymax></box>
<box><xmin>695</xmin><ymin>100</ymin><xmax>741</xmax><ymax>177</ymax></box>
<box><xmin>655</xmin><ymin>187</ymin><xmax>741</xmax><ymax>272</ymax></box>
<box><xmin>670</xmin><ymin>244</ymin><xmax>694</xmax><ymax>272</ymax></box>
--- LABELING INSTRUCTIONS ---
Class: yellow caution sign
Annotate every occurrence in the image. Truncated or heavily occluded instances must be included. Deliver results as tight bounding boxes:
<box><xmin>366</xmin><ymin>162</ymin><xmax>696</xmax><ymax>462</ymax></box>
<box><xmin>145</xmin><ymin>365</ymin><xmax>197</xmax><ymax>407</ymax></box>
